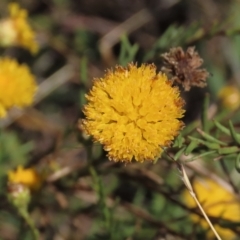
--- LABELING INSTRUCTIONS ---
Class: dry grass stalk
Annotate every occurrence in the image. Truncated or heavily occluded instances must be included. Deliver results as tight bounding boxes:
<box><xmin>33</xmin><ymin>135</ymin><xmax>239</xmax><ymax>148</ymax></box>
<box><xmin>179</xmin><ymin>163</ymin><xmax>222</xmax><ymax>240</ymax></box>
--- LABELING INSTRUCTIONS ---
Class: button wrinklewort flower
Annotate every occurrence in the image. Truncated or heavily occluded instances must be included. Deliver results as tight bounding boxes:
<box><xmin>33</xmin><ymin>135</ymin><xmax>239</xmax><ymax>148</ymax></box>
<box><xmin>0</xmin><ymin>3</ymin><xmax>38</xmax><ymax>54</ymax></box>
<box><xmin>183</xmin><ymin>178</ymin><xmax>240</xmax><ymax>239</ymax></box>
<box><xmin>0</xmin><ymin>58</ymin><xmax>37</xmax><ymax>118</ymax></box>
<box><xmin>8</xmin><ymin>166</ymin><xmax>42</xmax><ymax>190</ymax></box>
<box><xmin>81</xmin><ymin>63</ymin><xmax>185</xmax><ymax>162</ymax></box>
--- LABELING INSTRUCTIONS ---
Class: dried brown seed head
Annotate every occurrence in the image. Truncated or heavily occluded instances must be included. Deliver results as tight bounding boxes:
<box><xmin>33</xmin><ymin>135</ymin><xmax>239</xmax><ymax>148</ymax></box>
<box><xmin>161</xmin><ymin>46</ymin><xmax>209</xmax><ymax>91</ymax></box>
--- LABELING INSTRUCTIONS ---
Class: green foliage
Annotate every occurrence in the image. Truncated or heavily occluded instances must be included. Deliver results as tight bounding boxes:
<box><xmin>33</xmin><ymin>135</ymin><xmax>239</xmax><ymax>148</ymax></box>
<box><xmin>118</xmin><ymin>35</ymin><xmax>139</xmax><ymax>66</ymax></box>
<box><xmin>0</xmin><ymin>131</ymin><xmax>33</xmax><ymax>175</ymax></box>
<box><xmin>143</xmin><ymin>22</ymin><xmax>203</xmax><ymax>61</ymax></box>
<box><xmin>74</xmin><ymin>30</ymin><xmax>99</xmax><ymax>59</ymax></box>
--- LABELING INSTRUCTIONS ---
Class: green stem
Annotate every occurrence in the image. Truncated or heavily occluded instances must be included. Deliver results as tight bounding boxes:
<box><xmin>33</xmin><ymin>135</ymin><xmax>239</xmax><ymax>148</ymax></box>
<box><xmin>19</xmin><ymin>208</ymin><xmax>39</xmax><ymax>240</ymax></box>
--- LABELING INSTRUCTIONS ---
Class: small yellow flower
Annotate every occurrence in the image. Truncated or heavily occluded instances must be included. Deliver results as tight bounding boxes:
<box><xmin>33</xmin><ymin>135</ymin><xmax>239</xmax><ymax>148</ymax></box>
<box><xmin>0</xmin><ymin>58</ymin><xmax>37</xmax><ymax>118</ymax></box>
<box><xmin>183</xmin><ymin>178</ymin><xmax>240</xmax><ymax>239</ymax></box>
<box><xmin>218</xmin><ymin>85</ymin><xmax>240</xmax><ymax>110</ymax></box>
<box><xmin>82</xmin><ymin>63</ymin><xmax>185</xmax><ymax>162</ymax></box>
<box><xmin>0</xmin><ymin>3</ymin><xmax>38</xmax><ymax>54</ymax></box>
<box><xmin>8</xmin><ymin>166</ymin><xmax>42</xmax><ymax>190</ymax></box>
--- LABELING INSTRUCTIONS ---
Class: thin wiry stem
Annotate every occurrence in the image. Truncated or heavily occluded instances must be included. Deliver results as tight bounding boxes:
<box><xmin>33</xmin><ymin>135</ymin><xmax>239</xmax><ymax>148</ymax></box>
<box><xmin>179</xmin><ymin>163</ymin><xmax>222</xmax><ymax>240</ymax></box>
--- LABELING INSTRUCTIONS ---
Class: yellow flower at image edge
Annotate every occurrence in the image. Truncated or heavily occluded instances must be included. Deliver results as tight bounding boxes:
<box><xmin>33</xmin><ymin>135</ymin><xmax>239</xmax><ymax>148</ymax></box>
<box><xmin>8</xmin><ymin>166</ymin><xmax>42</xmax><ymax>190</ymax></box>
<box><xmin>218</xmin><ymin>85</ymin><xmax>240</xmax><ymax>110</ymax></box>
<box><xmin>82</xmin><ymin>63</ymin><xmax>185</xmax><ymax>162</ymax></box>
<box><xmin>183</xmin><ymin>179</ymin><xmax>240</xmax><ymax>239</ymax></box>
<box><xmin>0</xmin><ymin>58</ymin><xmax>37</xmax><ymax>118</ymax></box>
<box><xmin>0</xmin><ymin>3</ymin><xmax>38</xmax><ymax>54</ymax></box>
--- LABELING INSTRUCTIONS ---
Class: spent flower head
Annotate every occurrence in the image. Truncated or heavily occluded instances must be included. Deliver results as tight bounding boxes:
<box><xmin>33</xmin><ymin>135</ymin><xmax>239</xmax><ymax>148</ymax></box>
<box><xmin>161</xmin><ymin>47</ymin><xmax>209</xmax><ymax>91</ymax></box>
<box><xmin>81</xmin><ymin>63</ymin><xmax>185</xmax><ymax>162</ymax></box>
<box><xmin>183</xmin><ymin>178</ymin><xmax>240</xmax><ymax>239</ymax></box>
<box><xmin>0</xmin><ymin>57</ymin><xmax>37</xmax><ymax>118</ymax></box>
<box><xmin>0</xmin><ymin>3</ymin><xmax>38</xmax><ymax>54</ymax></box>
<box><xmin>8</xmin><ymin>165</ymin><xmax>42</xmax><ymax>190</ymax></box>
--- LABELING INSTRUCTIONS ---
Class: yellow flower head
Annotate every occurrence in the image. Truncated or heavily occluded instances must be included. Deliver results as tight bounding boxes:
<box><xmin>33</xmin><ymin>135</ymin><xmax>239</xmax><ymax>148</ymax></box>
<box><xmin>8</xmin><ymin>166</ymin><xmax>42</xmax><ymax>190</ymax></box>
<box><xmin>0</xmin><ymin>58</ymin><xmax>37</xmax><ymax>118</ymax></box>
<box><xmin>0</xmin><ymin>3</ymin><xmax>38</xmax><ymax>54</ymax></box>
<box><xmin>82</xmin><ymin>63</ymin><xmax>185</xmax><ymax>162</ymax></box>
<box><xmin>183</xmin><ymin>178</ymin><xmax>240</xmax><ymax>239</ymax></box>
<box><xmin>218</xmin><ymin>85</ymin><xmax>240</xmax><ymax>110</ymax></box>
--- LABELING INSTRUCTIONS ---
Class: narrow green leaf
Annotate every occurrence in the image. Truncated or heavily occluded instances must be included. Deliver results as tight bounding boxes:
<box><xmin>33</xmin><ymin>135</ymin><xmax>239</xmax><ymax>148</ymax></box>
<box><xmin>181</xmin><ymin>121</ymin><xmax>198</xmax><ymax>137</ymax></box>
<box><xmin>174</xmin><ymin>147</ymin><xmax>186</xmax><ymax>161</ymax></box>
<box><xmin>204</xmin><ymin>142</ymin><xmax>220</xmax><ymax>150</ymax></box>
<box><xmin>213</xmin><ymin>120</ymin><xmax>230</xmax><ymax>135</ymax></box>
<box><xmin>184</xmin><ymin>150</ymin><xmax>216</xmax><ymax>162</ymax></box>
<box><xmin>229</xmin><ymin>120</ymin><xmax>240</xmax><ymax>145</ymax></box>
<box><xmin>235</xmin><ymin>153</ymin><xmax>240</xmax><ymax>173</ymax></box>
<box><xmin>80</xmin><ymin>56</ymin><xmax>88</xmax><ymax>85</ymax></box>
<box><xmin>118</xmin><ymin>34</ymin><xmax>139</xmax><ymax>66</ymax></box>
<box><xmin>184</xmin><ymin>140</ymin><xmax>199</xmax><ymax>155</ymax></box>
<box><xmin>196</xmin><ymin>128</ymin><xmax>227</xmax><ymax>146</ymax></box>
<box><xmin>201</xmin><ymin>94</ymin><xmax>210</xmax><ymax>133</ymax></box>
<box><xmin>188</xmin><ymin>136</ymin><xmax>220</xmax><ymax>149</ymax></box>
<box><xmin>89</xmin><ymin>167</ymin><xmax>111</xmax><ymax>229</ymax></box>
<box><xmin>220</xmin><ymin>153</ymin><xmax>237</xmax><ymax>160</ymax></box>
<box><xmin>218</xmin><ymin>146</ymin><xmax>239</xmax><ymax>155</ymax></box>
<box><xmin>161</xmin><ymin>151</ymin><xmax>174</xmax><ymax>162</ymax></box>
<box><xmin>172</xmin><ymin>133</ymin><xmax>185</xmax><ymax>148</ymax></box>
